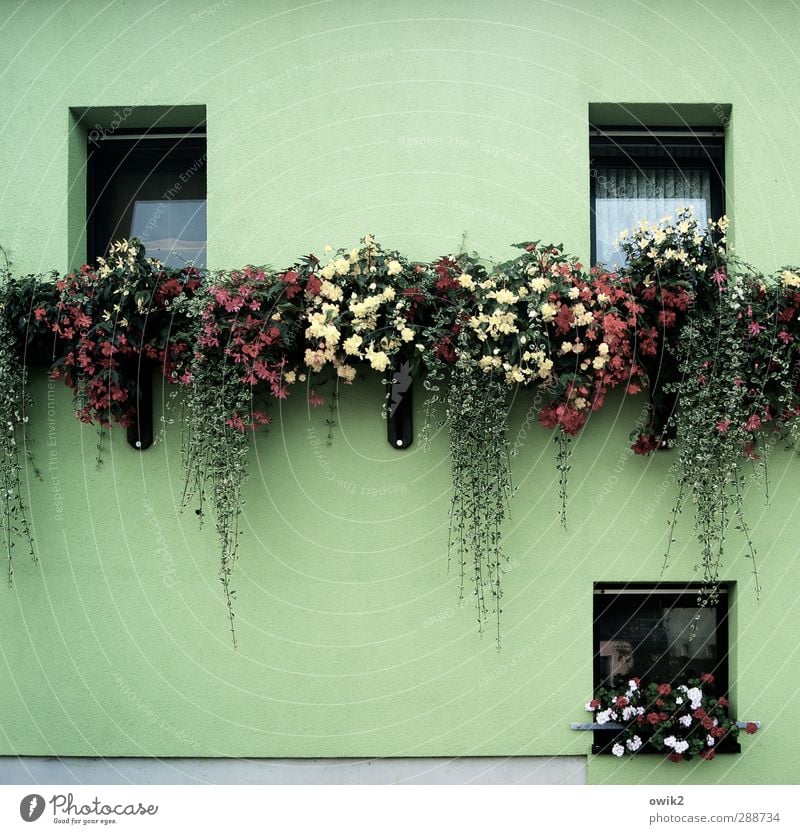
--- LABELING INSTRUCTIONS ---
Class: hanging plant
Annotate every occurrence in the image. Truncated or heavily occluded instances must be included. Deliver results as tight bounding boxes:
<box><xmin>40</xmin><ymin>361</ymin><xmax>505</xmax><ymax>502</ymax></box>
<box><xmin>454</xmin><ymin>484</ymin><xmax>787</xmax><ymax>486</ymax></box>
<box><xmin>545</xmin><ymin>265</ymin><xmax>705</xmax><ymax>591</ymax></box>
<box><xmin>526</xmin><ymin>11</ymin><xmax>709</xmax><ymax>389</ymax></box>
<box><xmin>302</xmin><ymin>235</ymin><xmax>418</xmax><ymax>401</ymax></box>
<box><xmin>501</xmin><ymin>243</ymin><xmax>645</xmax><ymax>524</ymax></box>
<box><xmin>407</xmin><ymin>253</ymin><xmax>514</xmax><ymax>644</ymax></box>
<box><xmin>0</xmin><ymin>283</ymin><xmax>36</xmax><ymax>581</ymax></box>
<box><xmin>664</xmin><ymin>269</ymin><xmax>758</xmax><ymax>604</ymax></box>
<box><xmin>663</xmin><ymin>264</ymin><xmax>800</xmax><ymax>605</ymax></box>
<box><xmin>179</xmin><ymin>262</ymin><xmax>308</xmax><ymax>644</ymax></box>
<box><xmin>46</xmin><ymin>239</ymin><xmax>200</xmax><ymax>429</ymax></box>
<box><xmin>619</xmin><ymin>209</ymin><xmax>723</xmax><ymax>452</ymax></box>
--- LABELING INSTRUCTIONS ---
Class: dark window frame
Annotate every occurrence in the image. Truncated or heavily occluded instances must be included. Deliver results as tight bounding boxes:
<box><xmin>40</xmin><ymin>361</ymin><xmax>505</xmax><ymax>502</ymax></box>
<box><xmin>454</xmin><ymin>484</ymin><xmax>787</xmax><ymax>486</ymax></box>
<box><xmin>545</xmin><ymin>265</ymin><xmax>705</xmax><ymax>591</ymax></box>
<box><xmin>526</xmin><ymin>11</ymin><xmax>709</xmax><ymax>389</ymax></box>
<box><xmin>589</xmin><ymin>126</ymin><xmax>725</xmax><ymax>266</ymax></box>
<box><xmin>592</xmin><ymin>582</ymin><xmax>738</xmax><ymax>755</ymax></box>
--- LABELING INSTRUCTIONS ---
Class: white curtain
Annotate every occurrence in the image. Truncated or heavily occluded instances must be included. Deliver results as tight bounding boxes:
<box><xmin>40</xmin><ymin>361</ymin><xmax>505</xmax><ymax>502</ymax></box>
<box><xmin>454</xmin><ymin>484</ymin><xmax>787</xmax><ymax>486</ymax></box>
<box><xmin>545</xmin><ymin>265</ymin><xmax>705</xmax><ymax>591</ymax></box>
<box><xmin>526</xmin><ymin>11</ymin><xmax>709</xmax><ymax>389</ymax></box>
<box><xmin>594</xmin><ymin>167</ymin><xmax>711</xmax><ymax>267</ymax></box>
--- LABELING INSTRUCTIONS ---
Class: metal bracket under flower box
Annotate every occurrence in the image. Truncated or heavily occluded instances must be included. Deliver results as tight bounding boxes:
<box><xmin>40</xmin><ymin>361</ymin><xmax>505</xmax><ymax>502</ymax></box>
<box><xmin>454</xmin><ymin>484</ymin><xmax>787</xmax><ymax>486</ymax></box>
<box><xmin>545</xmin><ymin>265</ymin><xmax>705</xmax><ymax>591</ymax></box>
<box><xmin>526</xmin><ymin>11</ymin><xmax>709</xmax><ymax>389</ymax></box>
<box><xmin>570</xmin><ymin>721</ymin><xmax>761</xmax><ymax>730</ymax></box>
<box><xmin>124</xmin><ymin>357</ymin><xmax>154</xmax><ymax>451</ymax></box>
<box><xmin>387</xmin><ymin>361</ymin><xmax>413</xmax><ymax>449</ymax></box>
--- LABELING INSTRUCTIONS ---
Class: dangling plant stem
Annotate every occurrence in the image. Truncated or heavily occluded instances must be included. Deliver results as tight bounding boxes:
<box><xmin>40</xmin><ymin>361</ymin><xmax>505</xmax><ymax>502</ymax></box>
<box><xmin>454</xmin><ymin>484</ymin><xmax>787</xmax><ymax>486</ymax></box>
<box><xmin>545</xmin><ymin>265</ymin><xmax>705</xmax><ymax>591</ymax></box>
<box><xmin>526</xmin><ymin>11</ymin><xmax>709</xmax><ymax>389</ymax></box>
<box><xmin>555</xmin><ymin>428</ymin><xmax>571</xmax><ymax>528</ymax></box>
<box><xmin>182</xmin><ymin>352</ymin><xmax>252</xmax><ymax>648</ymax></box>
<box><xmin>445</xmin><ymin>358</ymin><xmax>512</xmax><ymax>648</ymax></box>
<box><xmin>0</xmin><ymin>300</ymin><xmax>36</xmax><ymax>582</ymax></box>
<box><xmin>666</xmin><ymin>276</ymin><xmax>757</xmax><ymax>607</ymax></box>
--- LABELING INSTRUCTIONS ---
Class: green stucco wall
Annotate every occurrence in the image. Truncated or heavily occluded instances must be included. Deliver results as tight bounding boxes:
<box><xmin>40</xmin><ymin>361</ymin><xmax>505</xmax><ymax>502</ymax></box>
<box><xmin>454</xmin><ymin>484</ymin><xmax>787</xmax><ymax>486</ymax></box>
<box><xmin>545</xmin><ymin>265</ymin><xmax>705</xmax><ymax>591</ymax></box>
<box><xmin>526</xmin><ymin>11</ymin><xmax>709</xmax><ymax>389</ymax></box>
<box><xmin>1</xmin><ymin>0</ymin><xmax>799</xmax><ymax>784</ymax></box>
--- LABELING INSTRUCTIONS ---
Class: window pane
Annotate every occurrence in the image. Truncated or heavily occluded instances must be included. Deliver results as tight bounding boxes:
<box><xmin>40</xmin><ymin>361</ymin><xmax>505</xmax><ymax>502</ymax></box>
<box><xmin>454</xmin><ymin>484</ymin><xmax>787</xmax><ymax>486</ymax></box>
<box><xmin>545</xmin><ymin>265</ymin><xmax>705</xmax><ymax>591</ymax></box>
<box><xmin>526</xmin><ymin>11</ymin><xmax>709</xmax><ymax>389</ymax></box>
<box><xmin>595</xmin><ymin>592</ymin><xmax>724</xmax><ymax>688</ymax></box>
<box><xmin>593</xmin><ymin>166</ymin><xmax>711</xmax><ymax>267</ymax></box>
<box><xmin>87</xmin><ymin>133</ymin><xmax>207</xmax><ymax>267</ymax></box>
<box><xmin>131</xmin><ymin>199</ymin><xmax>207</xmax><ymax>267</ymax></box>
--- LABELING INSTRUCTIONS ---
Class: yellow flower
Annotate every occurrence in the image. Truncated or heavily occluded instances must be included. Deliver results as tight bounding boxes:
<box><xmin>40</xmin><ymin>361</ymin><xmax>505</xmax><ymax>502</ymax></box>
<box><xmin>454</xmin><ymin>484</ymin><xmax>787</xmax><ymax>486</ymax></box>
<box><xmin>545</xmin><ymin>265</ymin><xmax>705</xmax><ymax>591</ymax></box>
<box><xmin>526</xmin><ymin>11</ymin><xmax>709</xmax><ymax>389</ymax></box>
<box><xmin>387</xmin><ymin>259</ymin><xmax>403</xmax><ymax>276</ymax></box>
<box><xmin>343</xmin><ymin>335</ymin><xmax>363</xmax><ymax>356</ymax></box>
<box><xmin>494</xmin><ymin>288</ymin><xmax>517</xmax><ymax>305</ymax></box>
<box><xmin>367</xmin><ymin>349</ymin><xmax>391</xmax><ymax>373</ymax></box>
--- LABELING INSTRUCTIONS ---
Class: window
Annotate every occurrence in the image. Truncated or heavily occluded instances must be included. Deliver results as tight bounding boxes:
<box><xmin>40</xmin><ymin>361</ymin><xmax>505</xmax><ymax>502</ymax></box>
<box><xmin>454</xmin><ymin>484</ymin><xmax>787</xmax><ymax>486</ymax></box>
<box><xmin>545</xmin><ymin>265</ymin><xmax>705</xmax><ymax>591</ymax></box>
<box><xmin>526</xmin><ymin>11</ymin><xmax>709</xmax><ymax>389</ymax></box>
<box><xmin>590</xmin><ymin>127</ymin><xmax>724</xmax><ymax>267</ymax></box>
<box><xmin>86</xmin><ymin>127</ymin><xmax>207</xmax><ymax>267</ymax></box>
<box><xmin>592</xmin><ymin>583</ymin><xmax>735</xmax><ymax>753</ymax></box>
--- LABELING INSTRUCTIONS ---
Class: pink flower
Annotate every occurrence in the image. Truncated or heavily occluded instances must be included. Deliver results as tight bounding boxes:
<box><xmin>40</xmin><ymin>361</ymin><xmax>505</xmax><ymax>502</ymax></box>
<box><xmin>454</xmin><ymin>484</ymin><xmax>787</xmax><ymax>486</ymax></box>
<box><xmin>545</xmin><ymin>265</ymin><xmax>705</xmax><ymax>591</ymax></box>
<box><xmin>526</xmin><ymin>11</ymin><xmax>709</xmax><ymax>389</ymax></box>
<box><xmin>716</xmin><ymin>418</ymin><xmax>731</xmax><ymax>434</ymax></box>
<box><xmin>308</xmin><ymin>390</ymin><xmax>326</xmax><ymax>408</ymax></box>
<box><xmin>748</xmin><ymin>321</ymin><xmax>765</xmax><ymax>336</ymax></box>
<box><xmin>712</xmin><ymin>269</ymin><xmax>727</xmax><ymax>287</ymax></box>
<box><xmin>744</xmin><ymin>414</ymin><xmax>762</xmax><ymax>433</ymax></box>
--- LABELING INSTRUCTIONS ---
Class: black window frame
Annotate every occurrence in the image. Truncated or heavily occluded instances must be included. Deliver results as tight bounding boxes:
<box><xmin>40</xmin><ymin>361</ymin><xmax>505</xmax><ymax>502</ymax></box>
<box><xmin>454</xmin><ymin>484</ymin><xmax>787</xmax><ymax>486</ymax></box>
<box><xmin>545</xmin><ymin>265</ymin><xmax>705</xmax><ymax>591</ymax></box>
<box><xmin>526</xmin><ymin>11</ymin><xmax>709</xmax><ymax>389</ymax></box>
<box><xmin>589</xmin><ymin>126</ymin><xmax>725</xmax><ymax>266</ymax></box>
<box><xmin>592</xmin><ymin>582</ymin><xmax>738</xmax><ymax>755</ymax></box>
<box><xmin>86</xmin><ymin>125</ymin><xmax>207</xmax><ymax>266</ymax></box>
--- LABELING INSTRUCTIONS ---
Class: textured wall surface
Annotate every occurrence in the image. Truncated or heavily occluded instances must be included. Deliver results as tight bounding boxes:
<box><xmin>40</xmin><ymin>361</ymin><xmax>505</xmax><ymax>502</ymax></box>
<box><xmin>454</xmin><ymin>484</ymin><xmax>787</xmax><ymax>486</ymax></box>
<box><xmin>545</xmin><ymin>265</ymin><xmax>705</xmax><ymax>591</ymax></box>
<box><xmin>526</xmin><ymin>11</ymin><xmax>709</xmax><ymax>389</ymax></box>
<box><xmin>1</xmin><ymin>0</ymin><xmax>799</xmax><ymax>784</ymax></box>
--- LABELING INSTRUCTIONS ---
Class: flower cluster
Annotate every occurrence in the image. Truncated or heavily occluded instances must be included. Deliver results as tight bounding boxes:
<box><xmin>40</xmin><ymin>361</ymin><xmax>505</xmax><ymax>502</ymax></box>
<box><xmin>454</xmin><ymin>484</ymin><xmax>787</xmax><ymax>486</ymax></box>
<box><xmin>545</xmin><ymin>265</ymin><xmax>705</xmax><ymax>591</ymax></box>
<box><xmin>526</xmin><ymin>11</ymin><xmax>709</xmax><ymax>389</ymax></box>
<box><xmin>620</xmin><ymin>208</ymin><xmax>727</xmax><ymax>451</ymax></box>
<box><xmin>501</xmin><ymin>243</ymin><xmax>645</xmax><ymax>436</ymax></box>
<box><xmin>187</xmin><ymin>263</ymin><xmax>307</xmax><ymax>431</ymax></box>
<box><xmin>303</xmin><ymin>235</ymin><xmax>417</xmax><ymax>384</ymax></box>
<box><xmin>46</xmin><ymin>239</ymin><xmax>200</xmax><ymax>427</ymax></box>
<box><xmin>587</xmin><ymin>674</ymin><xmax>756</xmax><ymax>762</ymax></box>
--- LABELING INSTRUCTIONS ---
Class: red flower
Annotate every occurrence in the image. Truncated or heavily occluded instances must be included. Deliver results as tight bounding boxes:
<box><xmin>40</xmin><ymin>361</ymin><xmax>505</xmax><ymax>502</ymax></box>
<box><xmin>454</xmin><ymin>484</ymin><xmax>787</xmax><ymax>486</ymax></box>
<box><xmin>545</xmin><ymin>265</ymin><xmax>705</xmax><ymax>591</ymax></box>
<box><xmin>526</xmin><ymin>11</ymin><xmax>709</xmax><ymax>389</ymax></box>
<box><xmin>700</xmin><ymin>672</ymin><xmax>715</xmax><ymax>685</ymax></box>
<box><xmin>632</xmin><ymin>433</ymin><xmax>660</xmax><ymax>456</ymax></box>
<box><xmin>745</xmin><ymin>722</ymin><xmax>758</xmax><ymax>735</ymax></box>
<box><xmin>701</xmin><ymin>748</ymin><xmax>716</xmax><ymax>761</ymax></box>
<box><xmin>614</xmin><ymin>695</ymin><xmax>629</xmax><ymax>707</ymax></box>
<box><xmin>702</xmin><ymin>716</ymin><xmax>715</xmax><ymax>730</ymax></box>
<box><xmin>668</xmin><ymin>753</ymin><xmax>684</xmax><ymax>763</ymax></box>
<box><xmin>589</xmin><ymin>699</ymin><xmax>600</xmax><ymax>709</ymax></box>
<box><xmin>657</xmin><ymin>683</ymin><xmax>672</xmax><ymax>696</ymax></box>
<box><xmin>693</xmin><ymin>708</ymin><xmax>707</xmax><ymax>720</ymax></box>
<box><xmin>718</xmin><ymin>696</ymin><xmax>729</xmax><ymax>708</ymax></box>
<box><xmin>646</xmin><ymin>712</ymin><xmax>661</xmax><ymax>725</ymax></box>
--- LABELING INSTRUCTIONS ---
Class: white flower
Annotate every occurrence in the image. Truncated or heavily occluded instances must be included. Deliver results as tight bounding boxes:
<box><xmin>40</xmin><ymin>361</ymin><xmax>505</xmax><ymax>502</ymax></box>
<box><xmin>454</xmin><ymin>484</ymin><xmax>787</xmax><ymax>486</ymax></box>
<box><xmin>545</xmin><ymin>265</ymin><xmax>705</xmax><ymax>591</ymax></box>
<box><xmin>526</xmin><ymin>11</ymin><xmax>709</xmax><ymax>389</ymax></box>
<box><xmin>678</xmin><ymin>715</ymin><xmax>692</xmax><ymax>727</ymax></box>
<box><xmin>675</xmin><ymin>696</ymin><xmax>684</xmax><ymax>705</ymax></box>
<box><xmin>663</xmin><ymin>736</ymin><xmax>677</xmax><ymax>749</ymax></box>
<box><xmin>334</xmin><ymin>257</ymin><xmax>350</xmax><ymax>275</ymax></box>
<box><xmin>674</xmin><ymin>740</ymin><xmax>689</xmax><ymax>754</ymax></box>
<box><xmin>598</xmin><ymin>342</ymin><xmax>609</xmax><ymax>356</ymax></box>
<box><xmin>626</xmin><ymin>735</ymin><xmax>642</xmax><ymax>752</ymax></box>
<box><xmin>320</xmin><ymin>262</ymin><xmax>336</xmax><ymax>279</ymax></box>
<box><xmin>595</xmin><ymin>709</ymin><xmax>613</xmax><ymax>725</ymax></box>
<box><xmin>568</xmin><ymin>287</ymin><xmax>580</xmax><ymax>299</ymax></box>
<box><xmin>560</xmin><ymin>341</ymin><xmax>573</xmax><ymax>354</ymax></box>
<box><xmin>585</xmin><ymin>701</ymin><xmax>596</xmax><ymax>712</ymax></box>
<box><xmin>707</xmin><ymin>735</ymin><xmax>715</xmax><ymax>747</ymax></box>
<box><xmin>386</xmin><ymin>259</ymin><xmax>403</xmax><ymax>276</ymax></box>
<box><xmin>686</xmin><ymin>687</ymin><xmax>703</xmax><ymax>710</ymax></box>
<box><xmin>400</xmin><ymin>327</ymin><xmax>415</xmax><ymax>342</ymax></box>
<box><xmin>529</xmin><ymin>277</ymin><xmax>550</xmax><ymax>292</ymax></box>
<box><xmin>611</xmin><ymin>743</ymin><xmax>625</xmax><ymax>758</ymax></box>
<box><xmin>627</xmin><ymin>679</ymin><xmax>638</xmax><ymax>692</ymax></box>
<box><xmin>622</xmin><ymin>706</ymin><xmax>636</xmax><ymax>721</ymax></box>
